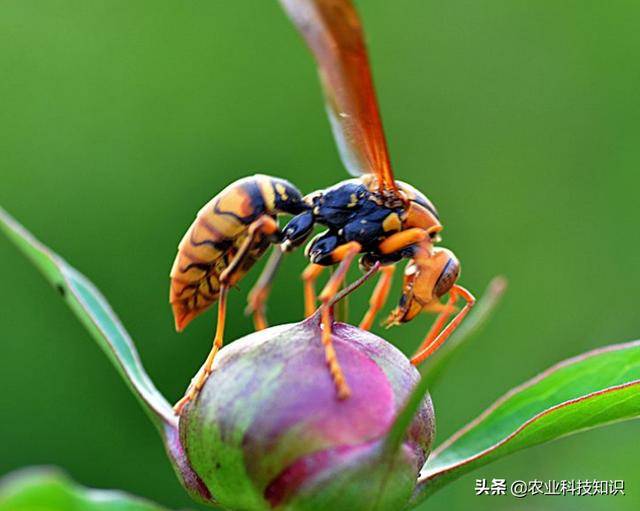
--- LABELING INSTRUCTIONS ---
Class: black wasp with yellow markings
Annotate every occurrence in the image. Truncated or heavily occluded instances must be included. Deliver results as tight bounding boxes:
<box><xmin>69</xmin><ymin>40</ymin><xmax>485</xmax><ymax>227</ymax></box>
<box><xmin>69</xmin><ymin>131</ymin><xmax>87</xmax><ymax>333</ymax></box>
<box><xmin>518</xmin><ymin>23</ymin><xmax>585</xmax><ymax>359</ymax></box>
<box><xmin>171</xmin><ymin>0</ymin><xmax>475</xmax><ymax>414</ymax></box>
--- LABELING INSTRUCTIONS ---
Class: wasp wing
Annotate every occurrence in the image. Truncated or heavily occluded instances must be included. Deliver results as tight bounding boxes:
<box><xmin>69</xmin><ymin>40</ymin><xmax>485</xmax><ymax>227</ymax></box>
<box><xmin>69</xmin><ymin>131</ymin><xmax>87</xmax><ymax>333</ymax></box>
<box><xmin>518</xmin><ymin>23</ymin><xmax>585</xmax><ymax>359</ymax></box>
<box><xmin>280</xmin><ymin>0</ymin><xmax>397</xmax><ymax>191</ymax></box>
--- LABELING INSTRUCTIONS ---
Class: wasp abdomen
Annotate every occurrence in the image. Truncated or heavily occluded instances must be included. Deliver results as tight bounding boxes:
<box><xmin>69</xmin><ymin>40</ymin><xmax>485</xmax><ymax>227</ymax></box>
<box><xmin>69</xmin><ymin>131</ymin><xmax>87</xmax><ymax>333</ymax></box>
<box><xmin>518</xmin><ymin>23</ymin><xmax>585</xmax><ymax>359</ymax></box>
<box><xmin>170</xmin><ymin>175</ymin><xmax>305</xmax><ymax>332</ymax></box>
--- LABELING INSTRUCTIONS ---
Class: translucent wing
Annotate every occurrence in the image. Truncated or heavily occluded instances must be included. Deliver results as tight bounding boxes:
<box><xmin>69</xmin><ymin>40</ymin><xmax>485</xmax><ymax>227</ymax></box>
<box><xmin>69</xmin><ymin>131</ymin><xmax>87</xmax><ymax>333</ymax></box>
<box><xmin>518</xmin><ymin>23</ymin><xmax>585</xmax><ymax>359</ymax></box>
<box><xmin>281</xmin><ymin>0</ymin><xmax>397</xmax><ymax>191</ymax></box>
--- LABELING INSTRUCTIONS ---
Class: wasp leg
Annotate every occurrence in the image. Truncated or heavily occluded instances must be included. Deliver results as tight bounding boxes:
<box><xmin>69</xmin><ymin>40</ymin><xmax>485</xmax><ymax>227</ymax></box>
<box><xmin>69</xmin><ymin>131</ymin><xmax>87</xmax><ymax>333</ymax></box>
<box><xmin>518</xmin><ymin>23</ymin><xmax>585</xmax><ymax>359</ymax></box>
<box><xmin>245</xmin><ymin>247</ymin><xmax>285</xmax><ymax>330</ymax></box>
<box><xmin>410</xmin><ymin>285</ymin><xmax>476</xmax><ymax>366</ymax></box>
<box><xmin>412</xmin><ymin>294</ymin><xmax>458</xmax><ymax>358</ymax></box>
<box><xmin>173</xmin><ymin>285</ymin><xmax>229</xmax><ymax>414</ymax></box>
<box><xmin>317</xmin><ymin>241</ymin><xmax>362</xmax><ymax>400</ymax></box>
<box><xmin>302</xmin><ymin>263</ymin><xmax>325</xmax><ymax>317</ymax></box>
<box><xmin>174</xmin><ymin>216</ymin><xmax>279</xmax><ymax>414</ymax></box>
<box><xmin>356</xmin><ymin>228</ymin><xmax>430</xmax><ymax>332</ymax></box>
<box><xmin>220</xmin><ymin>216</ymin><xmax>280</xmax><ymax>286</ymax></box>
<box><xmin>359</xmin><ymin>265</ymin><xmax>396</xmax><ymax>330</ymax></box>
<box><xmin>379</xmin><ymin>228</ymin><xmax>429</xmax><ymax>255</ymax></box>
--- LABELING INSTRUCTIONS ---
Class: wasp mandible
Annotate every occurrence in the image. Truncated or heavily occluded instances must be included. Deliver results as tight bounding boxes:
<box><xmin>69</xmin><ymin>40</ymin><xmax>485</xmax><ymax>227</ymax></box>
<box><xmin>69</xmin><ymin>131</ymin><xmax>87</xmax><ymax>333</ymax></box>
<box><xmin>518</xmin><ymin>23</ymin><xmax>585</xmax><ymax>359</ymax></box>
<box><xmin>171</xmin><ymin>0</ymin><xmax>475</xmax><ymax>413</ymax></box>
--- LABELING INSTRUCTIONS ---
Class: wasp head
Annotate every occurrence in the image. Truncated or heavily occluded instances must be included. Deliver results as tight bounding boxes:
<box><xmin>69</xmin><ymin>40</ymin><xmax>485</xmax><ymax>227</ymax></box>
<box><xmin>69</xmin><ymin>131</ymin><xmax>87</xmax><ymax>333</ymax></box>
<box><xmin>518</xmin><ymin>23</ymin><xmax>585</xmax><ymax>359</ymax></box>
<box><xmin>385</xmin><ymin>246</ymin><xmax>460</xmax><ymax>326</ymax></box>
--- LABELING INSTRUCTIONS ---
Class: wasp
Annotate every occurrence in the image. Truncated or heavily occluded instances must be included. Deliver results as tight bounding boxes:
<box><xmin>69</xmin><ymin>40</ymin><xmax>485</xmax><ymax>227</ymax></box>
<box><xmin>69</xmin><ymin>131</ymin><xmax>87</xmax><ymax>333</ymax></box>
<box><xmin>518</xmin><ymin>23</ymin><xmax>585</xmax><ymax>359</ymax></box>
<box><xmin>171</xmin><ymin>0</ymin><xmax>475</xmax><ymax>413</ymax></box>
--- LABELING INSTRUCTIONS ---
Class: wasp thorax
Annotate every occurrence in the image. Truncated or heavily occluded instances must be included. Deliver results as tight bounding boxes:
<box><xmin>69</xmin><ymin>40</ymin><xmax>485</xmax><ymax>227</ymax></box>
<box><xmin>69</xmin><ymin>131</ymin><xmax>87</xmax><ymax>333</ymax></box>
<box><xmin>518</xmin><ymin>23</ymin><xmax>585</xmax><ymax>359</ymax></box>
<box><xmin>178</xmin><ymin>317</ymin><xmax>435</xmax><ymax>511</ymax></box>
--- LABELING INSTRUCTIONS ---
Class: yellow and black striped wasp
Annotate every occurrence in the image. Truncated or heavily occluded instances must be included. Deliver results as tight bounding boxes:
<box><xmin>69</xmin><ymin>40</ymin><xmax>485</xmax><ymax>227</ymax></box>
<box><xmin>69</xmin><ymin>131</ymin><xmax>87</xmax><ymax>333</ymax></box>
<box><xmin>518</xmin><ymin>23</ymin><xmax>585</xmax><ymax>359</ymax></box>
<box><xmin>170</xmin><ymin>0</ymin><xmax>475</xmax><ymax>413</ymax></box>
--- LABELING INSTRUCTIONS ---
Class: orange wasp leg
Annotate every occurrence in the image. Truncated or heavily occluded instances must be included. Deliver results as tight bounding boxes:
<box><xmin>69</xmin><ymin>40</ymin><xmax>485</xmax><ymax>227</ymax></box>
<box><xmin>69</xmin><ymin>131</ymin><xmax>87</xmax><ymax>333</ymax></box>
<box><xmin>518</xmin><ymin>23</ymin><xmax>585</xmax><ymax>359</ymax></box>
<box><xmin>245</xmin><ymin>247</ymin><xmax>285</xmax><ymax>330</ymax></box>
<box><xmin>378</xmin><ymin>228</ymin><xmax>429</xmax><ymax>255</ymax></box>
<box><xmin>358</xmin><ymin>228</ymin><xmax>436</xmax><ymax>330</ymax></box>
<box><xmin>359</xmin><ymin>265</ymin><xmax>395</xmax><ymax>330</ymax></box>
<box><xmin>173</xmin><ymin>285</ymin><xmax>228</xmax><ymax>414</ymax></box>
<box><xmin>174</xmin><ymin>216</ymin><xmax>279</xmax><ymax>414</ymax></box>
<box><xmin>410</xmin><ymin>285</ymin><xmax>476</xmax><ymax>367</ymax></box>
<box><xmin>302</xmin><ymin>263</ymin><xmax>325</xmax><ymax>317</ymax></box>
<box><xmin>317</xmin><ymin>241</ymin><xmax>362</xmax><ymax>400</ymax></box>
<box><xmin>412</xmin><ymin>294</ymin><xmax>458</xmax><ymax>357</ymax></box>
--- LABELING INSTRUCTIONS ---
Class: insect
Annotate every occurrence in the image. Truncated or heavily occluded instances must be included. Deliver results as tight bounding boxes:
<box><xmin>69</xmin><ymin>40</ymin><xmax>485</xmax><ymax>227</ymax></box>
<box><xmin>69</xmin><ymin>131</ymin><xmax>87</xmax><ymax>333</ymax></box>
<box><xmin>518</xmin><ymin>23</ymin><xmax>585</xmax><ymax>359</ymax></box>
<box><xmin>171</xmin><ymin>0</ymin><xmax>475</xmax><ymax>413</ymax></box>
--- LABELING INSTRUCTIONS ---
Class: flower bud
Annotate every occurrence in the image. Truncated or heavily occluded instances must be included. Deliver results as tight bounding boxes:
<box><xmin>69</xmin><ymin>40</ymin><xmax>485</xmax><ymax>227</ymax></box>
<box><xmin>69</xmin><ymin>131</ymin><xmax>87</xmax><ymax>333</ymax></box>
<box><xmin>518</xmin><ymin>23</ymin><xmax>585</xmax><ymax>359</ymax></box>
<box><xmin>179</xmin><ymin>316</ymin><xmax>435</xmax><ymax>510</ymax></box>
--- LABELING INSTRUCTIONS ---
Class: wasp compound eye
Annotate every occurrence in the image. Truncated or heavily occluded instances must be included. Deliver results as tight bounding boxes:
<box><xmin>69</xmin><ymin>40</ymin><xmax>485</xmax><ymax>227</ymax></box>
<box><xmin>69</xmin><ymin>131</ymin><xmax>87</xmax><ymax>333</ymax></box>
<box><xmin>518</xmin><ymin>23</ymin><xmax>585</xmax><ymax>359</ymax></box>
<box><xmin>433</xmin><ymin>253</ymin><xmax>460</xmax><ymax>298</ymax></box>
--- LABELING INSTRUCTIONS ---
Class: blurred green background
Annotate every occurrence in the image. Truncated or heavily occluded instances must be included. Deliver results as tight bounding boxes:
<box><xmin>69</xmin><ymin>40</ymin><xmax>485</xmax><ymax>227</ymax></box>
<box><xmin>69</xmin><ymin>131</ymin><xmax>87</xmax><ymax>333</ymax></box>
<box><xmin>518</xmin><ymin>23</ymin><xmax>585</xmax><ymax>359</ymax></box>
<box><xmin>1</xmin><ymin>1</ymin><xmax>639</xmax><ymax>510</ymax></box>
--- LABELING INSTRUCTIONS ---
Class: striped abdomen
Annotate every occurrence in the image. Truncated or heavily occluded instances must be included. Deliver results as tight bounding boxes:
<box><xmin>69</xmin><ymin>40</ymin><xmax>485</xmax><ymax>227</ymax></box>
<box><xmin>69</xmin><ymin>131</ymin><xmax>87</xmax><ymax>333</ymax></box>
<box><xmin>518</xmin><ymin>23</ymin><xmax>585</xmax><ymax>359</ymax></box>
<box><xmin>169</xmin><ymin>175</ymin><xmax>306</xmax><ymax>332</ymax></box>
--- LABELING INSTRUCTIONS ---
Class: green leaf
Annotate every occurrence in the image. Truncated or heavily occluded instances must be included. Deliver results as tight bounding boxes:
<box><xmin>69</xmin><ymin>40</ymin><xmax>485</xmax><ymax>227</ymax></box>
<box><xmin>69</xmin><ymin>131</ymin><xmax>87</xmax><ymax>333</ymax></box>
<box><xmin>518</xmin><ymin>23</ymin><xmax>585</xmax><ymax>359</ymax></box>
<box><xmin>410</xmin><ymin>339</ymin><xmax>640</xmax><ymax>505</ymax></box>
<box><xmin>0</xmin><ymin>208</ymin><xmax>215</xmax><ymax>505</ymax></box>
<box><xmin>382</xmin><ymin>277</ymin><xmax>507</xmax><ymax>459</ymax></box>
<box><xmin>0</xmin><ymin>207</ymin><xmax>176</xmax><ymax>432</ymax></box>
<box><xmin>0</xmin><ymin>468</ymin><xmax>173</xmax><ymax>511</ymax></box>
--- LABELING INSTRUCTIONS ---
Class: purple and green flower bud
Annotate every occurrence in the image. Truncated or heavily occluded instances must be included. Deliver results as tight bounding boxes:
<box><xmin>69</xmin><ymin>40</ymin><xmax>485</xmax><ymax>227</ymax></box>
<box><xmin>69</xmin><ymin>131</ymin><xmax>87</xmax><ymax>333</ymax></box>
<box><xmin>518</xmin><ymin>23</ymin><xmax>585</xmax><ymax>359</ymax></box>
<box><xmin>178</xmin><ymin>316</ymin><xmax>435</xmax><ymax>510</ymax></box>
